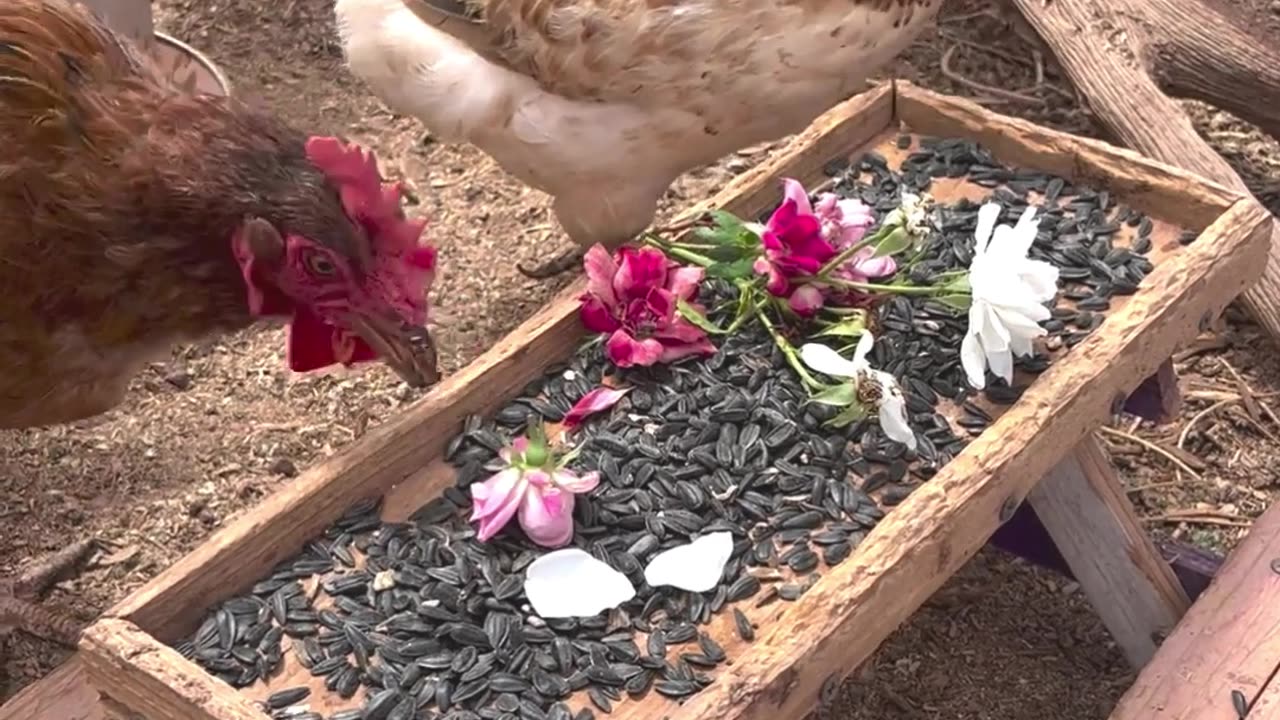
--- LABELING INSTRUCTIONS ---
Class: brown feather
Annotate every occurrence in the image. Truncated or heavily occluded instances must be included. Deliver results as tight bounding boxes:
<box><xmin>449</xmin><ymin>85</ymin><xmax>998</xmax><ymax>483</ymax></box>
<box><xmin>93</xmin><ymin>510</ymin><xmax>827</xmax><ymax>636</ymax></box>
<box><xmin>0</xmin><ymin>0</ymin><xmax>361</xmax><ymax>428</ymax></box>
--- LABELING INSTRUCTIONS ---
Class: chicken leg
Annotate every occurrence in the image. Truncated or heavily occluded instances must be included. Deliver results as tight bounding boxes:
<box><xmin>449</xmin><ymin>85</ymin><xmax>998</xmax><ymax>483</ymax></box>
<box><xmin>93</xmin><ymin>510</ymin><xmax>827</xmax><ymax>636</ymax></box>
<box><xmin>0</xmin><ymin>538</ymin><xmax>97</xmax><ymax>648</ymax></box>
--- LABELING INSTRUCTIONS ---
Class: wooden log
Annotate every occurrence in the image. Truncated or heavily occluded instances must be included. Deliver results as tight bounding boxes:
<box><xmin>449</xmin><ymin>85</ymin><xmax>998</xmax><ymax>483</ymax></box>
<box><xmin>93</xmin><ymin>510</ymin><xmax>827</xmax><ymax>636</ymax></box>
<box><xmin>1108</xmin><ymin>499</ymin><xmax>1280</xmax><ymax>719</ymax></box>
<box><xmin>1008</xmin><ymin>0</ymin><xmax>1280</xmax><ymax>340</ymax></box>
<box><xmin>1028</xmin><ymin>436</ymin><xmax>1191</xmax><ymax>667</ymax></box>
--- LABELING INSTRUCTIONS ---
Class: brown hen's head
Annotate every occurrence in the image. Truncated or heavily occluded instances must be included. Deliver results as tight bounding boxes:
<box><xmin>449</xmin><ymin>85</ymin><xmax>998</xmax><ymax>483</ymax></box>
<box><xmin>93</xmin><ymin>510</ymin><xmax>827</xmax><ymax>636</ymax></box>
<box><xmin>228</xmin><ymin>137</ymin><xmax>440</xmax><ymax>388</ymax></box>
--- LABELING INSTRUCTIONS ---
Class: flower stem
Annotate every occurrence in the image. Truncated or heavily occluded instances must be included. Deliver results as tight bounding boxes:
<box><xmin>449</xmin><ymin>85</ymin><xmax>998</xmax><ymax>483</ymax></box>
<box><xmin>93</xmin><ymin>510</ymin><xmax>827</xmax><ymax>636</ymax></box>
<box><xmin>641</xmin><ymin>233</ymin><xmax>717</xmax><ymax>267</ymax></box>
<box><xmin>814</xmin><ymin>222</ymin><xmax>898</xmax><ymax>279</ymax></box>
<box><xmin>800</xmin><ymin>275</ymin><xmax>952</xmax><ymax>296</ymax></box>
<box><xmin>753</xmin><ymin>304</ymin><xmax>821</xmax><ymax>390</ymax></box>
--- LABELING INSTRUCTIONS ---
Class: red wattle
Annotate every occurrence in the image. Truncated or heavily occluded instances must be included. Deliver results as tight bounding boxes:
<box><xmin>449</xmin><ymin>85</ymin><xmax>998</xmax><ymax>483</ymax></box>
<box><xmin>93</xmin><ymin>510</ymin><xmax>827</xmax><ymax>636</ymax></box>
<box><xmin>286</xmin><ymin>307</ymin><xmax>340</xmax><ymax>372</ymax></box>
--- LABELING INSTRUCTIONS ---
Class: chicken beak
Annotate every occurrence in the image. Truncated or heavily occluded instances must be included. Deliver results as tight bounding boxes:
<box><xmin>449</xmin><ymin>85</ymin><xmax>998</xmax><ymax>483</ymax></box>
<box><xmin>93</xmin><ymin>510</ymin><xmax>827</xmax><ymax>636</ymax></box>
<box><xmin>349</xmin><ymin>312</ymin><xmax>441</xmax><ymax>389</ymax></box>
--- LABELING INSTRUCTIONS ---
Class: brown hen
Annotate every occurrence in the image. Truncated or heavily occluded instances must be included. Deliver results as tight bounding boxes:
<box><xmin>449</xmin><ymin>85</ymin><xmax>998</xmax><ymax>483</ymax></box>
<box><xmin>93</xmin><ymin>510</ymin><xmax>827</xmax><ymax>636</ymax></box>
<box><xmin>0</xmin><ymin>0</ymin><xmax>442</xmax><ymax>647</ymax></box>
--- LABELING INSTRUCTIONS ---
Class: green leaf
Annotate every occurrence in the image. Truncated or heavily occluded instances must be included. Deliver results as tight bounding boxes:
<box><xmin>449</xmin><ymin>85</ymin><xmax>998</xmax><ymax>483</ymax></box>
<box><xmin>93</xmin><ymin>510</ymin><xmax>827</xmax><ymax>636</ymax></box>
<box><xmin>692</xmin><ymin>210</ymin><xmax>749</xmax><ymax>245</ymax></box>
<box><xmin>814</xmin><ymin>316</ymin><xmax>867</xmax><ymax>338</ymax></box>
<box><xmin>705</xmin><ymin>257</ymin><xmax>758</xmax><ymax>280</ymax></box>
<box><xmin>700</xmin><ymin>244</ymin><xmax>753</xmax><ymax>262</ymax></box>
<box><xmin>935</xmin><ymin>293</ymin><xmax>972</xmax><ymax>313</ymax></box>
<box><xmin>708</xmin><ymin>210</ymin><xmax>746</xmax><ymax>233</ymax></box>
<box><xmin>677</xmin><ymin>298</ymin><xmax>728</xmax><ymax>334</ymax></box>
<box><xmin>824</xmin><ymin>403</ymin><xmax>869</xmax><ymax>428</ymax></box>
<box><xmin>871</xmin><ymin>227</ymin><xmax>911</xmax><ymax>258</ymax></box>
<box><xmin>808</xmin><ymin>383</ymin><xmax>859</xmax><ymax>407</ymax></box>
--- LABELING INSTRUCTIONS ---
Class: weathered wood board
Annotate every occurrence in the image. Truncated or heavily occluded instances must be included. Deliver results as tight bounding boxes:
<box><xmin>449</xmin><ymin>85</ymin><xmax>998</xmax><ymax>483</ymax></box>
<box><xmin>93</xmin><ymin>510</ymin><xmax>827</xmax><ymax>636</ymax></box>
<box><xmin>76</xmin><ymin>81</ymin><xmax>1272</xmax><ymax>720</ymax></box>
<box><xmin>1109</xmin><ymin>499</ymin><xmax>1280</xmax><ymax>720</ymax></box>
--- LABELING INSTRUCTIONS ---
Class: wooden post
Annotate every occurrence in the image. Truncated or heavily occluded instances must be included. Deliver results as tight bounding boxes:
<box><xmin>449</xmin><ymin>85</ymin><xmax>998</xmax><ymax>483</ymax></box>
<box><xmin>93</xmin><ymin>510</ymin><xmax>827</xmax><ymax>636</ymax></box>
<box><xmin>1028</xmin><ymin>437</ymin><xmax>1191</xmax><ymax>667</ymax></box>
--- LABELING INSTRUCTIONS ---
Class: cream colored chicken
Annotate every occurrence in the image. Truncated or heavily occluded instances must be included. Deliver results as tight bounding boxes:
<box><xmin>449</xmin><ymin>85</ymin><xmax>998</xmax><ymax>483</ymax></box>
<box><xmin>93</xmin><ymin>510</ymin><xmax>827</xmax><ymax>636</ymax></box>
<box><xmin>334</xmin><ymin>0</ymin><xmax>941</xmax><ymax>276</ymax></box>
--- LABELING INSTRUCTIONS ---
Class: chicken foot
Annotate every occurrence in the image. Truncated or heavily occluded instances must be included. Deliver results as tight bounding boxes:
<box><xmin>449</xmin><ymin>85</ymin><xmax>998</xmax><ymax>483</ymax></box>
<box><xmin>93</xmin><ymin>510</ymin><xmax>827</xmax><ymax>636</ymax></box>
<box><xmin>517</xmin><ymin>247</ymin><xmax>588</xmax><ymax>279</ymax></box>
<box><xmin>0</xmin><ymin>538</ymin><xmax>97</xmax><ymax>648</ymax></box>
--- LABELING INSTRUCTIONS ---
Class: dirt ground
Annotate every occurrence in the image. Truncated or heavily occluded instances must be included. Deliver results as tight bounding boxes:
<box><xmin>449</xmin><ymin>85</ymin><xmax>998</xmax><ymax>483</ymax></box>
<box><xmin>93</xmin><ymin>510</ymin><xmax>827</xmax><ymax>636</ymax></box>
<box><xmin>3</xmin><ymin>0</ymin><xmax>1280</xmax><ymax>717</ymax></box>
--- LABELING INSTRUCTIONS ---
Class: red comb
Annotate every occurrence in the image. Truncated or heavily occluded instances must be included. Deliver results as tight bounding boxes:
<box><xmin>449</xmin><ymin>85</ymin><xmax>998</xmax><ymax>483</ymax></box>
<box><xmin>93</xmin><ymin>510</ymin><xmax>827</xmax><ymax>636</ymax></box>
<box><xmin>304</xmin><ymin>136</ymin><xmax>429</xmax><ymax>255</ymax></box>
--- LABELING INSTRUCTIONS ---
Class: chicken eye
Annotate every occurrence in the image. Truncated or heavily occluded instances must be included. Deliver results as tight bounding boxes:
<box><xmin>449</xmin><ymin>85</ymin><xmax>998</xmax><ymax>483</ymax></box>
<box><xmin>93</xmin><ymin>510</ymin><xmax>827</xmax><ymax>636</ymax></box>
<box><xmin>306</xmin><ymin>253</ymin><xmax>337</xmax><ymax>277</ymax></box>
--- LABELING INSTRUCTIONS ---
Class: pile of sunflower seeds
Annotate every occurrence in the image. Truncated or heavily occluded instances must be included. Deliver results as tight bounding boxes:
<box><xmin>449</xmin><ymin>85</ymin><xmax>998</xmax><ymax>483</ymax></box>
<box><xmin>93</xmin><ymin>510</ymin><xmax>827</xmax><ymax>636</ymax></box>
<box><xmin>172</xmin><ymin>135</ymin><xmax>1160</xmax><ymax>720</ymax></box>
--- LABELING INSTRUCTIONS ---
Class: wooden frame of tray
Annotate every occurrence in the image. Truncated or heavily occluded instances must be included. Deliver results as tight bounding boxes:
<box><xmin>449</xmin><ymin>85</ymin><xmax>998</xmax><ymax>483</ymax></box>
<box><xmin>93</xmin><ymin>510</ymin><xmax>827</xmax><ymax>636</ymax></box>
<box><xmin>74</xmin><ymin>81</ymin><xmax>1273</xmax><ymax>720</ymax></box>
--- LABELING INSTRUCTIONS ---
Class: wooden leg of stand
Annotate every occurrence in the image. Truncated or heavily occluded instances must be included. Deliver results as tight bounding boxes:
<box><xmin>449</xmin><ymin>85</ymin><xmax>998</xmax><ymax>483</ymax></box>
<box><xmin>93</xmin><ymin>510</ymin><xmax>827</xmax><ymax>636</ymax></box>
<box><xmin>1028</xmin><ymin>435</ymin><xmax>1191</xmax><ymax>668</ymax></box>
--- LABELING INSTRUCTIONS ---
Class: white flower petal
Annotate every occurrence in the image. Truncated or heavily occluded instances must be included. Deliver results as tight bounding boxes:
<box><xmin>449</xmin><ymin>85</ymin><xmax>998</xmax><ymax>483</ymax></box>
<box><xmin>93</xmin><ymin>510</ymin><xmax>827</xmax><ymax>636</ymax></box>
<box><xmin>800</xmin><ymin>343</ymin><xmax>860</xmax><ymax>379</ymax></box>
<box><xmin>979</xmin><ymin>304</ymin><xmax>1011</xmax><ymax>352</ymax></box>
<box><xmin>990</xmin><ymin>303</ymin><xmax>1048</xmax><ymax>336</ymax></box>
<box><xmin>987</xmin><ymin>346</ymin><xmax>1015</xmax><ymax>385</ymax></box>
<box><xmin>974</xmin><ymin>203</ymin><xmax>1001</xmax><ymax>255</ymax></box>
<box><xmin>960</xmin><ymin>328</ymin><xmax>987</xmax><ymax>389</ymax></box>
<box><xmin>1016</xmin><ymin>261</ymin><xmax>1061</xmax><ymax>302</ymax></box>
<box><xmin>525</xmin><ymin>549</ymin><xmax>636</xmax><ymax>618</ymax></box>
<box><xmin>874</xmin><ymin>373</ymin><xmax>917</xmax><ymax>450</ymax></box>
<box><xmin>1008</xmin><ymin>332</ymin><xmax>1036</xmax><ymax>358</ymax></box>
<box><xmin>643</xmin><ymin>531</ymin><xmax>733</xmax><ymax>593</ymax></box>
<box><xmin>851</xmin><ymin>331</ymin><xmax>875</xmax><ymax>368</ymax></box>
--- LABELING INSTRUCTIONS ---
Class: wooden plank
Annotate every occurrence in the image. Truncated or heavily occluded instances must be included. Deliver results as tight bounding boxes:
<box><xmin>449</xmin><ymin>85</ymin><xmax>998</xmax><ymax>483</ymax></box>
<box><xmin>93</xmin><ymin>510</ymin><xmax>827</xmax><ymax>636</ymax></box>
<box><xmin>1110</xmin><ymin>500</ymin><xmax>1280</xmax><ymax>720</ymax></box>
<box><xmin>80</xmin><ymin>619</ymin><xmax>264</xmax><ymax>720</ymax></box>
<box><xmin>1246</xmin><ymin>664</ymin><xmax>1280</xmax><ymax>717</ymax></box>
<box><xmin>102</xmin><ymin>83</ymin><xmax>896</xmax><ymax>641</ymax></box>
<box><xmin>0</xmin><ymin>656</ymin><xmax>104</xmax><ymax>720</ymax></box>
<box><xmin>895</xmin><ymin>83</ymin><xmax>1238</xmax><ymax>231</ymax></box>
<box><xmin>1029</xmin><ymin>436</ymin><xmax>1191</xmax><ymax>668</ymax></box>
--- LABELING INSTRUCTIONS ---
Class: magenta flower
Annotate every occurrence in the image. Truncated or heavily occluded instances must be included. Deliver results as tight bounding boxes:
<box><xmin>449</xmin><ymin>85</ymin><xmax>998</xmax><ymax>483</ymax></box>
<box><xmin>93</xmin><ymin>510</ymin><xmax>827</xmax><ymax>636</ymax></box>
<box><xmin>753</xmin><ymin>178</ymin><xmax>896</xmax><ymax>315</ymax></box>
<box><xmin>752</xmin><ymin>182</ymin><xmax>835</xmax><ymax>312</ymax></box>
<box><xmin>470</xmin><ymin>433</ymin><xmax>599</xmax><ymax>548</ymax></box>
<box><xmin>579</xmin><ymin>244</ymin><xmax>717</xmax><ymax>368</ymax></box>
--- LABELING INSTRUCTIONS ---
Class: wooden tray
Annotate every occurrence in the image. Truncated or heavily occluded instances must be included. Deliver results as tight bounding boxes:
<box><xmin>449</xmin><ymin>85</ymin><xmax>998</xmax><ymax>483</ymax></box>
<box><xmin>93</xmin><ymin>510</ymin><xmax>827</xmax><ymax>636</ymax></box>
<box><xmin>77</xmin><ymin>81</ymin><xmax>1273</xmax><ymax>720</ymax></box>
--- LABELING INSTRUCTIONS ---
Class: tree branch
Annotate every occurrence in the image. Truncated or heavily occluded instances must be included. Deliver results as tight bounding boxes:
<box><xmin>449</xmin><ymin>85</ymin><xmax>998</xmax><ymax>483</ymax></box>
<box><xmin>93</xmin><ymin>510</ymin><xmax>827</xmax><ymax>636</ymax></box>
<box><xmin>1150</xmin><ymin>0</ymin><xmax>1280</xmax><ymax>141</ymax></box>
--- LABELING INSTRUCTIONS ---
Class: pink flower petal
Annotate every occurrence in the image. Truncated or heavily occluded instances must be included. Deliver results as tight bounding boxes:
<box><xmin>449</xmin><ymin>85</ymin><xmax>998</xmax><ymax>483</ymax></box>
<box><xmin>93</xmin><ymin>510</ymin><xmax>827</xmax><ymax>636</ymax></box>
<box><xmin>760</xmin><ymin>228</ymin><xmax>787</xmax><ymax>254</ymax></box>
<box><xmin>582</xmin><ymin>244</ymin><xmax>619</xmax><ymax>308</ymax></box>
<box><xmin>613</xmin><ymin>247</ymin><xmax>668</xmax><ymax>303</ymax></box>
<box><xmin>563</xmin><ymin>387</ymin><xmax>631</xmax><ymax>431</ymax></box>
<box><xmin>657</xmin><ymin>336</ymin><xmax>718</xmax><ymax>364</ymax></box>
<box><xmin>855</xmin><ymin>253</ymin><xmax>897</xmax><ymax>279</ymax></box>
<box><xmin>764</xmin><ymin>264</ymin><xmax>790</xmax><ymax>296</ymax></box>
<box><xmin>470</xmin><ymin>468</ymin><xmax>525</xmax><ymax>541</ymax></box>
<box><xmin>666</xmin><ymin>266</ymin><xmax>705</xmax><ymax>301</ymax></box>
<box><xmin>519</xmin><ymin>486</ymin><xmax>575</xmax><ymax>548</ymax></box>
<box><xmin>554</xmin><ymin>470</ymin><xmax>600</xmax><ymax>494</ymax></box>
<box><xmin>524</xmin><ymin>469</ymin><xmax>552</xmax><ymax>488</ymax></box>
<box><xmin>605</xmin><ymin>330</ymin><xmax>664</xmax><ymax>368</ymax></box>
<box><xmin>646</xmin><ymin>287</ymin><xmax>677</xmax><ymax>324</ymax></box>
<box><xmin>652</xmin><ymin>317</ymin><xmax>710</xmax><ymax>344</ymax></box>
<box><xmin>781</xmin><ymin>178</ymin><xmax>814</xmax><ymax>217</ymax></box>
<box><xmin>765</xmin><ymin>200</ymin><xmax>799</xmax><ymax>236</ymax></box>
<box><xmin>580</xmin><ymin>295</ymin><xmax>622</xmax><ymax>334</ymax></box>
<box><xmin>814</xmin><ymin>193</ymin><xmax>839</xmax><ymax>217</ymax></box>
<box><xmin>788</xmin><ymin>285</ymin><xmax>826</xmax><ymax>316</ymax></box>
